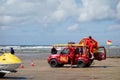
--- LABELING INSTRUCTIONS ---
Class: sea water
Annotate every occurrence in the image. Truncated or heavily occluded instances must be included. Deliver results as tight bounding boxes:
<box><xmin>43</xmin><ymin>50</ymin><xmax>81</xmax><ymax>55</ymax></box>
<box><xmin>0</xmin><ymin>45</ymin><xmax>120</xmax><ymax>57</ymax></box>
<box><xmin>0</xmin><ymin>45</ymin><xmax>51</xmax><ymax>53</ymax></box>
<box><xmin>0</xmin><ymin>45</ymin><xmax>52</xmax><ymax>59</ymax></box>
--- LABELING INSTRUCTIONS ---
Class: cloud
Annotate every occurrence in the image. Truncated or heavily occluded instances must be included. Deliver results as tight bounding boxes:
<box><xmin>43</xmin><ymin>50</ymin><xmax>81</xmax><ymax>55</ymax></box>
<box><xmin>0</xmin><ymin>16</ymin><xmax>13</xmax><ymax>24</ymax></box>
<box><xmin>0</xmin><ymin>0</ymin><xmax>120</xmax><ymax>31</ymax></box>
<box><xmin>78</xmin><ymin>0</ymin><xmax>120</xmax><ymax>22</ymax></box>
<box><xmin>52</xmin><ymin>10</ymin><xmax>66</xmax><ymax>22</ymax></box>
<box><xmin>0</xmin><ymin>26</ymin><xmax>12</xmax><ymax>30</ymax></box>
<box><xmin>108</xmin><ymin>25</ymin><xmax>120</xmax><ymax>31</ymax></box>
<box><xmin>0</xmin><ymin>0</ymin><xmax>58</xmax><ymax>29</ymax></box>
<box><xmin>41</xmin><ymin>0</ymin><xmax>79</xmax><ymax>23</ymax></box>
<box><xmin>117</xmin><ymin>2</ymin><xmax>120</xmax><ymax>19</ymax></box>
<box><xmin>67</xmin><ymin>24</ymin><xmax>79</xmax><ymax>32</ymax></box>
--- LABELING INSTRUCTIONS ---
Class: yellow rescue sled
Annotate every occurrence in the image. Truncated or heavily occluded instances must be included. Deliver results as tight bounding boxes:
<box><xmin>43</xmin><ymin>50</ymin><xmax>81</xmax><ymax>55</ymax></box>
<box><xmin>0</xmin><ymin>53</ymin><xmax>22</xmax><ymax>78</ymax></box>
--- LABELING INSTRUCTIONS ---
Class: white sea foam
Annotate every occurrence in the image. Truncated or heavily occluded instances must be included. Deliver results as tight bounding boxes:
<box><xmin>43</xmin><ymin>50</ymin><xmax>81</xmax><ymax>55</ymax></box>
<box><xmin>0</xmin><ymin>45</ymin><xmax>52</xmax><ymax>50</ymax></box>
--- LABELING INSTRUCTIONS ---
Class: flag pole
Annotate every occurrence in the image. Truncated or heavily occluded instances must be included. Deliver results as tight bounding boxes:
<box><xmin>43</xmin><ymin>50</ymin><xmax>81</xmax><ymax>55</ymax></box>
<box><xmin>106</xmin><ymin>40</ymin><xmax>112</xmax><ymax>57</ymax></box>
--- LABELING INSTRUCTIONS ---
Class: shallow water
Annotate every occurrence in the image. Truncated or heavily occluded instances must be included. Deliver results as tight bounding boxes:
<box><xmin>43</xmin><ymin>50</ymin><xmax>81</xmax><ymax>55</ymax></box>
<box><xmin>16</xmin><ymin>53</ymin><xmax>50</xmax><ymax>60</ymax></box>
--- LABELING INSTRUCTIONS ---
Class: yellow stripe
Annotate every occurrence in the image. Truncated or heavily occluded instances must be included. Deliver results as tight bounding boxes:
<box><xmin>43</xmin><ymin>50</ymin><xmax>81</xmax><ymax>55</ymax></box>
<box><xmin>53</xmin><ymin>44</ymin><xmax>85</xmax><ymax>47</ymax></box>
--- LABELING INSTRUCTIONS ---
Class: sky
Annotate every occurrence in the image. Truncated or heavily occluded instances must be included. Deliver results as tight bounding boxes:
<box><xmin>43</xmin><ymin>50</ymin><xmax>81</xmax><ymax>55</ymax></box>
<box><xmin>0</xmin><ymin>0</ymin><xmax>120</xmax><ymax>45</ymax></box>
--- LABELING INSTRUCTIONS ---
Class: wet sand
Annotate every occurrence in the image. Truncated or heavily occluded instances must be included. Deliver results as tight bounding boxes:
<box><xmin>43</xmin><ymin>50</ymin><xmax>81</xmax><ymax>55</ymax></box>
<box><xmin>1</xmin><ymin>53</ymin><xmax>120</xmax><ymax>80</ymax></box>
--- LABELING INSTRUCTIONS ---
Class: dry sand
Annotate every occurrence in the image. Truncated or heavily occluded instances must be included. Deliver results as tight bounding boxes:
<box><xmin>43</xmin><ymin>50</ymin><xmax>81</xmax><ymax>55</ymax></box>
<box><xmin>1</xmin><ymin>55</ymin><xmax>120</xmax><ymax>80</ymax></box>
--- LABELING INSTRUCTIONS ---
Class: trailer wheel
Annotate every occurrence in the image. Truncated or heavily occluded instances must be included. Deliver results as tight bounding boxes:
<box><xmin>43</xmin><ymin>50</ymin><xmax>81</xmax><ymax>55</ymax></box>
<box><xmin>49</xmin><ymin>59</ymin><xmax>58</xmax><ymax>67</ymax></box>
<box><xmin>77</xmin><ymin>60</ymin><xmax>85</xmax><ymax>68</ymax></box>
<box><xmin>0</xmin><ymin>73</ymin><xmax>5</xmax><ymax>78</ymax></box>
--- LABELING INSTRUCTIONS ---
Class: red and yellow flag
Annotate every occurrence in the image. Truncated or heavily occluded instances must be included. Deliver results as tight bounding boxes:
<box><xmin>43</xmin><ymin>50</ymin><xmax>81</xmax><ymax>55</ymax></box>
<box><xmin>107</xmin><ymin>40</ymin><xmax>112</xmax><ymax>45</ymax></box>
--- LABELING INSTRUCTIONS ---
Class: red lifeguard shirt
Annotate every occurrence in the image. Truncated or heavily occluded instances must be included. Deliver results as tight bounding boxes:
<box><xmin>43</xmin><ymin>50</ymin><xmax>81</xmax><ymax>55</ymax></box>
<box><xmin>69</xmin><ymin>47</ymin><xmax>75</xmax><ymax>59</ymax></box>
<box><xmin>85</xmin><ymin>38</ymin><xmax>94</xmax><ymax>53</ymax></box>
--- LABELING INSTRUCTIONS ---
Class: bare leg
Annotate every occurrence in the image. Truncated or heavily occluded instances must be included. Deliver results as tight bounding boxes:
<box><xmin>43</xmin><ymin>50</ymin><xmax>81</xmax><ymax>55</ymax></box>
<box><xmin>90</xmin><ymin>52</ymin><xmax>94</xmax><ymax>59</ymax></box>
<box><xmin>71</xmin><ymin>60</ymin><xmax>73</xmax><ymax>68</ymax></box>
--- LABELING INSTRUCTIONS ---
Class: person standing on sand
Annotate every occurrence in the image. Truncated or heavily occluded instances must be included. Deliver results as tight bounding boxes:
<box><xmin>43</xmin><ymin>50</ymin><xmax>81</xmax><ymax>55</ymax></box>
<box><xmin>86</xmin><ymin>36</ymin><xmax>95</xmax><ymax>59</ymax></box>
<box><xmin>10</xmin><ymin>47</ymin><xmax>15</xmax><ymax>55</ymax></box>
<box><xmin>51</xmin><ymin>46</ymin><xmax>57</xmax><ymax>54</ymax></box>
<box><xmin>0</xmin><ymin>49</ymin><xmax>4</xmax><ymax>54</ymax></box>
<box><xmin>69</xmin><ymin>46</ymin><xmax>75</xmax><ymax>68</ymax></box>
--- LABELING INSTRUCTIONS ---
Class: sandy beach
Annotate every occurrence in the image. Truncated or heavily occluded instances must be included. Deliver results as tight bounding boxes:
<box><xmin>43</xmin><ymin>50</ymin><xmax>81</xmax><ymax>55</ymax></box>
<box><xmin>1</xmin><ymin>53</ymin><xmax>120</xmax><ymax>80</ymax></box>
